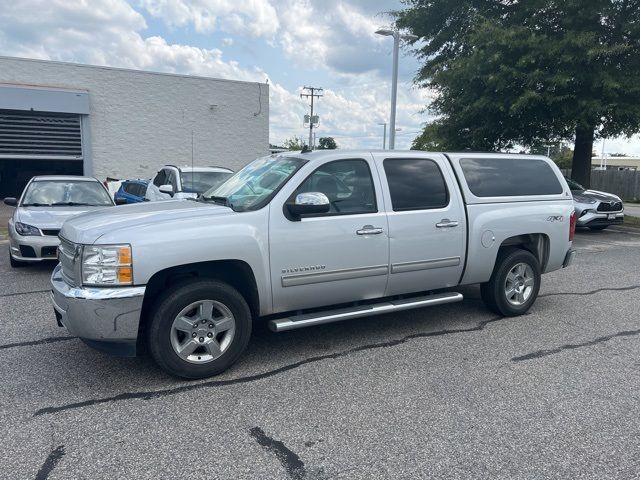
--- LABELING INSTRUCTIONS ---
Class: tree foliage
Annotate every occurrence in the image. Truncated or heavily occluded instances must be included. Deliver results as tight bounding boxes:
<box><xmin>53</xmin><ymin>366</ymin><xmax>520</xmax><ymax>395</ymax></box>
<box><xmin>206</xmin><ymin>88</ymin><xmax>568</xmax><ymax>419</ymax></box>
<box><xmin>283</xmin><ymin>135</ymin><xmax>306</xmax><ymax>151</ymax></box>
<box><xmin>317</xmin><ymin>137</ymin><xmax>338</xmax><ymax>149</ymax></box>
<box><xmin>396</xmin><ymin>0</ymin><xmax>640</xmax><ymax>187</ymax></box>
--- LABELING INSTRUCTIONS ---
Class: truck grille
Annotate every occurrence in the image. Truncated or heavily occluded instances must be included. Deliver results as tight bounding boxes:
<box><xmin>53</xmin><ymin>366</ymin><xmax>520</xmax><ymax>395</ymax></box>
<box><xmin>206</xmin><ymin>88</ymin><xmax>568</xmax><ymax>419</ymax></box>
<box><xmin>597</xmin><ymin>201</ymin><xmax>622</xmax><ymax>212</ymax></box>
<box><xmin>58</xmin><ymin>237</ymin><xmax>79</xmax><ymax>285</ymax></box>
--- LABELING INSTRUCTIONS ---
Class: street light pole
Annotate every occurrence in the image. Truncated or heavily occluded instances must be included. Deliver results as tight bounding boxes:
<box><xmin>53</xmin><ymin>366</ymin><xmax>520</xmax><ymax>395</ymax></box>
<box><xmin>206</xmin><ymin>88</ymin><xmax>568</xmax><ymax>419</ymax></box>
<box><xmin>376</xmin><ymin>28</ymin><xmax>418</xmax><ymax>150</ymax></box>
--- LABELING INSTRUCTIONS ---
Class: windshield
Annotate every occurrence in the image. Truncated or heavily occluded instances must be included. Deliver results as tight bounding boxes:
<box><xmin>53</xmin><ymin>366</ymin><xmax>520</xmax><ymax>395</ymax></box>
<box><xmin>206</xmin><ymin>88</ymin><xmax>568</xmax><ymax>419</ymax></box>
<box><xmin>181</xmin><ymin>171</ymin><xmax>233</xmax><ymax>194</ymax></box>
<box><xmin>564</xmin><ymin>177</ymin><xmax>585</xmax><ymax>191</ymax></box>
<box><xmin>21</xmin><ymin>180</ymin><xmax>114</xmax><ymax>206</ymax></box>
<box><xmin>202</xmin><ymin>156</ymin><xmax>305</xmax><ymax>211</ymax></box>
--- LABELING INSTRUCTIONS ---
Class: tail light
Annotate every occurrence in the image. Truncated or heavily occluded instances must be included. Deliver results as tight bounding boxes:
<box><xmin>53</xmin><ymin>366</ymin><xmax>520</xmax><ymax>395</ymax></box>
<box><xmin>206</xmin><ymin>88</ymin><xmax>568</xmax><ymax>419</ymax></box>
<box><xmin>569</xmin><ymin>209</ymin><xmax>576</xmax><ymax>241</ymax></box>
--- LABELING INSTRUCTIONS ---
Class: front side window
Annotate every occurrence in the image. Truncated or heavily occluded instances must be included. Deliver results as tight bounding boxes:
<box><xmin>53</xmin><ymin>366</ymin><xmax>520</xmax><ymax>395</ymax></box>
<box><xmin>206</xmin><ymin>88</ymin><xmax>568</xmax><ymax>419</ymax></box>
<box><xmin>295</xmin><ymin>159</ymin><xmax>377</xmax><ymax>215</ymax></box>
<box><xmin>202</xmin><ymin>155</ymin><xmax>305</xmax><ymax>211</ymax></box>
<box><xmin>22</xmin><ymin>181</ymin><xmax>114</xmax><ymax>206</ymax></box>
<box><xmin>384</xmin><ymin>158</ymin><xmax>449</xmax><ymax>211</ymax></box>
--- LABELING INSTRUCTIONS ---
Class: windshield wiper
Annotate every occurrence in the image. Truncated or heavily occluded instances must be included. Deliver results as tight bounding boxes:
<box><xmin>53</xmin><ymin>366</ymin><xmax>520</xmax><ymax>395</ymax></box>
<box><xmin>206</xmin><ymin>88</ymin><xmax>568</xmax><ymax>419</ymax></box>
<box><xmin>202</xmin><ymin>195</ymin><xmax>234</xmax><ymax>208</ymax></box>
<box><xmin>22</xmin><ymin>203</ymin><xmax>52</xmax><ymax>207</ymax></box>
<box><xmin>52</xmin><ymin>202</ymin><xmax>95</xmax><ymax>206</ymax></box>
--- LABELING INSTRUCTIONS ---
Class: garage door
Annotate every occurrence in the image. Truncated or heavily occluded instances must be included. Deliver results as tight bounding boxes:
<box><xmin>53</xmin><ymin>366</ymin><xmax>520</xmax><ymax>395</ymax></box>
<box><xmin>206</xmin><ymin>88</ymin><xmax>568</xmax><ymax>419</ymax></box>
<box><xmin>0</xmin><ymin>110</ymin><xmax>83</xmax><ymax>197</ymax></box>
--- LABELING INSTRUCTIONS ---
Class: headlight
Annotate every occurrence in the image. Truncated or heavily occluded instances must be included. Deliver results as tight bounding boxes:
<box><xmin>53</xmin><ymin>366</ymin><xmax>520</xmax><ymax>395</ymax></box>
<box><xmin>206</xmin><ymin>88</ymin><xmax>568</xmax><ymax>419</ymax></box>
<box><xmin>15</xmin><ymin>222</ymin><xmax>41</xmax><ymax>236</ymax></box>
<box><xmin>82</xmin><ymin>244</ymin><xmax>133</xmax><ymax>286</ymax></box>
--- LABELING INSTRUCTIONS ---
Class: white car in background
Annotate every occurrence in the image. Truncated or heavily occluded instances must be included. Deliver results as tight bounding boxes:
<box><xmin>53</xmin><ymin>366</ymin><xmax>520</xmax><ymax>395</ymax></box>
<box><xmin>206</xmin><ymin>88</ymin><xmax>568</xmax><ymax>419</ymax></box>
<box><xmin>145</xmin><ymin>165</ymin><xmax>233</xmax><ymax>201</ymax></box>
<box><xmin>5</xmin><ymin>176</ymin><xmax>115</xmax><ymax>267</ymax></box>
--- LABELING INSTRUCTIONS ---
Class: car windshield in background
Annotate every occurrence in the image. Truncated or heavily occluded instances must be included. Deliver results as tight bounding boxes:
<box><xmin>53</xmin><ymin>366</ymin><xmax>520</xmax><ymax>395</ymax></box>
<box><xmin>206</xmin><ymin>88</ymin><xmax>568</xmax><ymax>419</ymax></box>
<box><xmin>202</xmin><ymin>156</ymin><xmax>305</xmax><ymax>211</ymax></box>
<box><xmin>181</xmin><ymin>171</ymin><xmax>233</xmax><ymax>194</ymax></box>
<box><xmin>22</xmin><ymin>180</ymin><xmax>113</xmax><ymax>206</ymax></box>
<box><xmin>564</xmin><ymin>177</ymin><xmax>585</xmax><ymax>191</ymax></box>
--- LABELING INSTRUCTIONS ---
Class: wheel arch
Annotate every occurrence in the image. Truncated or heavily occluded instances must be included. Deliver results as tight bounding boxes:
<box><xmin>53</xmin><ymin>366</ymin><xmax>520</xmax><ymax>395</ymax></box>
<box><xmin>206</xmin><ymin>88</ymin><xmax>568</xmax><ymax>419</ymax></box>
<box><xmin>498</xmin><ymin>233</ymin><xmax>549</xmax><ymax>272</ymax></box>
<box><xmin>137</xmin><ymin>259</ymin><xmax>259</xmax><ymax>354</ymax></box>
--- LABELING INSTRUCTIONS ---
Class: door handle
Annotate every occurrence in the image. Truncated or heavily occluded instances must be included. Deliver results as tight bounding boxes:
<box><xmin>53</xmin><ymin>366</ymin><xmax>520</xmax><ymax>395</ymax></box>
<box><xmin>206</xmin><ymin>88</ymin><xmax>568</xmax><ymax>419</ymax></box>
<box><xmin>436</xmin><ymin>219</ymin><xmax>459</xmax><ymax>228</ymax></box>
<box><xmin>356</xmin><ymin>225</ymin><xmax>384</xmax><ymax>235</ymax></box>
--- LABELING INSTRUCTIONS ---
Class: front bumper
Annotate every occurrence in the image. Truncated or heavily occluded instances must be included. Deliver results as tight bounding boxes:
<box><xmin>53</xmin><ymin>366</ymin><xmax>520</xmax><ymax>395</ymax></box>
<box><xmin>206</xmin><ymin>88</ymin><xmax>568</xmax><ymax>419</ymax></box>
<box><xmin>50</xmin><ymin>264</ymin><xmax>146</xmax><ymax>356</ymax></box>
<box><xmin>9</xmin><ymin>229</ymin><xmax>60</xmax><ymax>262</ymax></box>
<box><xmin>576</xmin><ymin>210</ymin><xmax>624</xmax><ymax>227</ymax></box>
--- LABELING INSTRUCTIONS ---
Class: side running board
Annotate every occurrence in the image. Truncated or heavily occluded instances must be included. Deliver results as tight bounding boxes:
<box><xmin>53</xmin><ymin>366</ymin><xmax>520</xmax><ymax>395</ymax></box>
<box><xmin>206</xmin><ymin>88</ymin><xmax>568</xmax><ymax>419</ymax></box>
<box><xmin>268</xmin><ymin>292</ymin><xmax>463</xmax><ymax>332</ymax></box>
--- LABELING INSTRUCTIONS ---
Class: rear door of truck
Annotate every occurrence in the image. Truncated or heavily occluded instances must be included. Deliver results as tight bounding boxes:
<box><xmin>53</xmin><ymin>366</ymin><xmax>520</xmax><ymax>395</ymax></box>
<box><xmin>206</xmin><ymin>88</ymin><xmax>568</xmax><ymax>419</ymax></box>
<box><xmin>372</xmin><ymin>151</ymin><xmax>466</xmax><ymax>296</ymax></box>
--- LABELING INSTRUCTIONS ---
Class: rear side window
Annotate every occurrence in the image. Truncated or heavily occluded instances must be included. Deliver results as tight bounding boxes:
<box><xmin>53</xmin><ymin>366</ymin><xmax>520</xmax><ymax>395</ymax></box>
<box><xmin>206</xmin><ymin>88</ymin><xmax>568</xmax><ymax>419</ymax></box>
<box><xmin>384</xmin><ymin>158</ymin><xmax>449</xmax><ymax>211</ymax></box>
<box><xmin>460</xmin><ymin>158</ymin><xmax>563</xmax><ymax>197</ymax></box>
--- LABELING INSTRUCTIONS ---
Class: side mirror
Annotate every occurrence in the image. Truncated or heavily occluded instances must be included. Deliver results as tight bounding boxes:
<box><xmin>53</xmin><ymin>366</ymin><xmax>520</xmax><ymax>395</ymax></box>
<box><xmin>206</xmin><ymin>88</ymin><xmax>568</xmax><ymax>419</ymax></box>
<box><xmin>115</xmin><ymin>197</ymin><xmax>128</xmax><ymax>205</ymax></box>
<box><xmin>3</xmin><ymin>197</ymin><xmax>17</xmax><ymax>207</ymax></box>
<box><xmin>287</xmin><ymin>192</ymin><xmax>330</xmax><ymax>217</ymax></box>
<box><xmin>159</xmin><ymin>184</ymin><xmax>174</xmax><ymax>196</ymax></box>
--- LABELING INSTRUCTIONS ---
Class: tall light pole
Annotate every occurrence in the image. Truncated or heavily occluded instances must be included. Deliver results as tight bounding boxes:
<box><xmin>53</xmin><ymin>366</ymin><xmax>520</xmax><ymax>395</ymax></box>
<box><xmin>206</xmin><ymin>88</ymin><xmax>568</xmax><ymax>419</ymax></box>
<box><xmin>375</xmin><ymin>28</ymin><xmax>418</xmax><ymax>150</ymax></box>
<box><xmin>378</xmin><ymin>122</ymin><xmax>387</xmax><ymax>149</ymax></box>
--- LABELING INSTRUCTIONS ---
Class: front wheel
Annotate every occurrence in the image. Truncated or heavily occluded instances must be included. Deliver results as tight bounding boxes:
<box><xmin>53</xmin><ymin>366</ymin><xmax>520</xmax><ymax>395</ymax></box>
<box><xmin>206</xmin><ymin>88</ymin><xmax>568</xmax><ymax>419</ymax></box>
<box><xmin>480</xmin><ymin>248</ymin><xmax>541</xmax><ymax>316</ymax></box>
<box><xmin>146</xmin><ymin>280</ymin><xmax>252</xmax><ymax>379</ymax></box>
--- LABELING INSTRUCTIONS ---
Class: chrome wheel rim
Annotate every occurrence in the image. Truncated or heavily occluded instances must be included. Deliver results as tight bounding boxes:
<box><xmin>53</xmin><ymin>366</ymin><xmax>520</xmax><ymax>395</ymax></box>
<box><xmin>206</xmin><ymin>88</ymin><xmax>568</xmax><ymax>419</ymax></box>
<box><xmin>505</xmin><ymin>263</ymin><xmax>535</xmax><ymax>306</ymax></box>
<box><xmin>170</xmin><ymin>300</ymin><xmax>236</xmax><ymax>364</ymax></box>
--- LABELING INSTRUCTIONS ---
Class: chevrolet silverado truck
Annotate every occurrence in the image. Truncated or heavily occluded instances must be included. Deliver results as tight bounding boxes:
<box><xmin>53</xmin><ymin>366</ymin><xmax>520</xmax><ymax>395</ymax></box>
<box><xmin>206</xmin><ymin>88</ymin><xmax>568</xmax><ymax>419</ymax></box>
<box><xmin>51</xmin><ymin>151</ymin><xmax>576</xmax><ymax>378</ymax></box>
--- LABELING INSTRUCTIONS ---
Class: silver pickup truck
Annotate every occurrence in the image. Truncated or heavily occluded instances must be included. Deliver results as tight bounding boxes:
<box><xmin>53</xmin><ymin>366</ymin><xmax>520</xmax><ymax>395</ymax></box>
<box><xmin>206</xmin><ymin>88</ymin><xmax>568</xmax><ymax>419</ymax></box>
<box><xmin>51</xmin><ymin>151</ymin><xmax>576</xmax><ymax>378</ymax></box>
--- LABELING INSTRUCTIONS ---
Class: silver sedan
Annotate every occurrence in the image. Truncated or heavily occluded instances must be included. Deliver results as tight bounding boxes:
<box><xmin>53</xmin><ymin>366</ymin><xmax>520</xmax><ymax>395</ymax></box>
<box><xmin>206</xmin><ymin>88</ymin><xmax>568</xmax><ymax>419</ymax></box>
<box><xmin>5</xmin><ymin>175</ymin><xmax>115</xmax><ymax>267</ymax></box>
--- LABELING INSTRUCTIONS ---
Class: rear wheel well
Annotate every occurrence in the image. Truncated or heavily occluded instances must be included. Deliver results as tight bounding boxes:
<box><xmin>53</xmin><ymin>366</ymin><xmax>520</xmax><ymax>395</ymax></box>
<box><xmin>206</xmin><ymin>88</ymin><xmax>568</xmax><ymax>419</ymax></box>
<box><xmin>498</xmin><ymin>233</ymin><xmax>549</xmax><ymax>271</ymax></box>
<box><xmin>137</xmin><ymin>260</ymin><xmax>259</xmax><ymax>353</ymax></box>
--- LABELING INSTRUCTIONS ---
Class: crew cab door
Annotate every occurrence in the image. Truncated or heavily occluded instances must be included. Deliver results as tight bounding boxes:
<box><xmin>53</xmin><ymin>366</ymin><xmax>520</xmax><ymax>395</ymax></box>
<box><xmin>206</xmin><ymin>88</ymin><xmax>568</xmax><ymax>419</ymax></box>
<box><xmin>374</xmin><ymin>152</ymin><xmax>466</xmax><ymax>296</ymax></box>
<box><xmin>269</xmin><ymin>154</ymin><xmax>389</xmax><ymax>313</ymax></box>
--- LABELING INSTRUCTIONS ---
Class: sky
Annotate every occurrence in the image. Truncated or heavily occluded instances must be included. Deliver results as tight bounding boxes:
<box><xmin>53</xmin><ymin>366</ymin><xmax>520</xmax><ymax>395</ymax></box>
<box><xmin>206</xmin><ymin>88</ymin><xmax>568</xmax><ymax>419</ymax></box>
<box><xmin>0</xmin><ymin>0</ymin><xmax>638</xmax><ymax>154</ymax></box>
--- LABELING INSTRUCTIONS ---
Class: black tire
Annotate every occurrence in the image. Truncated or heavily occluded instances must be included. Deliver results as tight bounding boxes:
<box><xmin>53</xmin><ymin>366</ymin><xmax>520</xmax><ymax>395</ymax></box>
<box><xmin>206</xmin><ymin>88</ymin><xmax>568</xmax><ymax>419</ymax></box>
<box><xmin>588</xmin><ymin>225</ymin><xmax>608</xmax><ymax>231</ymax></box>
<box><xmin>146</xmin><ymin>280</ymin><xmax>252</xmax><ymax>379</ymax></box>
<box><xmin>480</xmin><ymin>247</ymin><xmax>541</xmax><ymax>317</ymax></box>
<box><xmin>9</xmin><ymin>252</ymin><xmax>27</xmax><ymax>268</ymax></box>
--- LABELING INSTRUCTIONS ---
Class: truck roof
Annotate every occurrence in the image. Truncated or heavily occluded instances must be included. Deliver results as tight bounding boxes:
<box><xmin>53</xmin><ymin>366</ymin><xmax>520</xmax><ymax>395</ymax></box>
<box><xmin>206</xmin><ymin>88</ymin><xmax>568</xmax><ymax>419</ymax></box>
<box><xmin>273</xmin><ymin>149</ymin><xmax>550</xmax><ymax>162</ymax></box>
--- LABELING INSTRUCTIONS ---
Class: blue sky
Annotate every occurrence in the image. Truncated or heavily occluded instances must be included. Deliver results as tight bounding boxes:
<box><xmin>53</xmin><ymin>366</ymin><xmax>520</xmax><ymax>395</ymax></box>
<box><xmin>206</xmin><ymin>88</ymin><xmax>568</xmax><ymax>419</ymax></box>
<box><xmin>0</xmin><ymin>0</ymin><xmax>637</xmax><ymax>154</ymax></box>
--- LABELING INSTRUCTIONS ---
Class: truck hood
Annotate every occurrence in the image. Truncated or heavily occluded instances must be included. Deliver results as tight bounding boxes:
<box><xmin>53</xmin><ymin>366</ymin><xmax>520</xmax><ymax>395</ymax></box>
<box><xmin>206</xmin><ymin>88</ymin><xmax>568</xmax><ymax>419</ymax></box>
<box><xmin>16</xmin><ymin>206</ymin><xmax>111</xmax><ymax>230</ymax></box>
<box><xmin>60</xmin><ymin>200</ymin><xmax>233</xmax><ymax>244</ymax></box>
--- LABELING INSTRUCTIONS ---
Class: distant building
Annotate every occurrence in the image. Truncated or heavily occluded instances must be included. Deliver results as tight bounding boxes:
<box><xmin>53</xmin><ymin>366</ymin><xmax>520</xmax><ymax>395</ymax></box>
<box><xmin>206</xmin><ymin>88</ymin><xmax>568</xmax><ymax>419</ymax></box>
<box><xmin>0</xmin><ymin>56</ymin><xmax>269</xmax><ymax>197</ymax></box>
<box><xmin>591</xmin><ymin>156</ymin><xmax>640</xmax><ymax>171</ymax></box>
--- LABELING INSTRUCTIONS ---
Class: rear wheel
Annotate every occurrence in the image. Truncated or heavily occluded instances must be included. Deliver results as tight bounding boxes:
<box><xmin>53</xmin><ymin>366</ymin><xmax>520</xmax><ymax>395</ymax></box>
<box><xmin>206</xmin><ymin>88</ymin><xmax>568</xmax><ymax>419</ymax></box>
<box><xmin>146</xmin><ymin>280</ymin><xmax>252</xmax><ymax>379</ymax></box>
<box><xmin>588</xmin><ymin>225</ymin><xmax>608</xmax><ymax>231</ymax></box>
<box><xmin>480</xmin><ymin>248</ymin><xmax>541</xmax><ymax>316</ymax></box>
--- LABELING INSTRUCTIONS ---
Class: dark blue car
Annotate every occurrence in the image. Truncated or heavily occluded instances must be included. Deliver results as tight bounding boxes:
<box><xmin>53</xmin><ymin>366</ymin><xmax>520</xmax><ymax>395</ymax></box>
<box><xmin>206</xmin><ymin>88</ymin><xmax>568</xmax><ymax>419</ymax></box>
<box><xmin>114</xmin><ymin>179</ymin><xmax>148</xmax><ymax>204</ymax></box>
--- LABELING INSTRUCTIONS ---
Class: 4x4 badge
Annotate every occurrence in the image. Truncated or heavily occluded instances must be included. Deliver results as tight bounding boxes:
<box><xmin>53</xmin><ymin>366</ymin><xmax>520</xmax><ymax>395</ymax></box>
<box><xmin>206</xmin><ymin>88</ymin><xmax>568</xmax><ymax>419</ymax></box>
<box><xmin>547</xmin><ymin>216</ymin><xmax>564</xmax><ymax>222</ymax></box>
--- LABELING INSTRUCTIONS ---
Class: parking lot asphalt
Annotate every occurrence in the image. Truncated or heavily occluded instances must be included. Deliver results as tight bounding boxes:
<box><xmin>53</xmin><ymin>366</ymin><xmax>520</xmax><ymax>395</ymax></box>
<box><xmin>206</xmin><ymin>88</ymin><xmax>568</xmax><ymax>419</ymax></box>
<box><xmin>1</xmin><ymin>228</ymin><xmax>639</xmax><ymax>479</ymax></box>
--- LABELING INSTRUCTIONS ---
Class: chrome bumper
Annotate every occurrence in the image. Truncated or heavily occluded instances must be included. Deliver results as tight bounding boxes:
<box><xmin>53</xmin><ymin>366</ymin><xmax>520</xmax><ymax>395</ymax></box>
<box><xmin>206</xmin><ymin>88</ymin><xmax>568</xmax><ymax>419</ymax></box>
<box><xmin>576</xmin><ymin>210</ymin><xmax>624</xmax><ymax>227</ymax></box>
<box><xmin>50</xmin><ymin>264</ymin><xmax>146</xmax><ymax>356</ymax></box>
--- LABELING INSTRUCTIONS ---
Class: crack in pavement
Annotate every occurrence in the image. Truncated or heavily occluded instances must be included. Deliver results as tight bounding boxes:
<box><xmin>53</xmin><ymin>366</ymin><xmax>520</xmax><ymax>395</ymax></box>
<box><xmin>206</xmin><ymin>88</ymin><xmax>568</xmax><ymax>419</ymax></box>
<box><xmin>33</xmin><ymin>315</ymin><xmax>505</xmax><ymax>416</ymax></box>
<box><xmin>34</xmin><ymin>445</ymin><xmax>65</xmax><ymax>480</ymax></box>
<box><xmin>512</xmin><ymin>328</ymin><xmax>640</xmax><ymax>362</ymax></box>
<box><xmin>250</xmin><ymin>427</ymin><xmax>312</xmax><ymax>480</ymax></box>
<box><xmin>539</xmin><ymin>284</ymin><xmax>640</xmax><ymax>297</ymax></box>
<box><xmin>0</xmin><ymin>336</ymin><xmax>75</xmax><ymax>351</ymax></box>
<box><xmin>0</xmin><ymin>289</ymin><xmax>50</xmax><ymax>298</ymax></box>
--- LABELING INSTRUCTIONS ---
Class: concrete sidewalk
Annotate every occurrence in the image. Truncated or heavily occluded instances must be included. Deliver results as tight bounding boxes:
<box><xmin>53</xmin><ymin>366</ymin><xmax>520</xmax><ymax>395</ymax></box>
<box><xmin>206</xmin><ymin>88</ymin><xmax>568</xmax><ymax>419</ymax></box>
<box><xmin>624</xmin><ymin>203</ymin><xmax>640</xmax><ymax>217</ymax></box>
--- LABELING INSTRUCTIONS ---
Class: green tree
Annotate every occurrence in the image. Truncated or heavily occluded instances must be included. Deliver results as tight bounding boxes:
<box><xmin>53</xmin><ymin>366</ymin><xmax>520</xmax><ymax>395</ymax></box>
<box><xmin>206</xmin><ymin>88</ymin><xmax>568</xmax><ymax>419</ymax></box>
<box><xmin>396</xmin><ymin>0</ymin><xmax>640</xmax><ymax>187</ymax></box>
<box><xmin>317</xmin><ymin>137</ymin><xmax>338</xmax><ymax>149</ymax></box>
<box><xmin>283</xmin><ymin>135</ymin><xmax>306</xmax><ymax>151</ymax></box>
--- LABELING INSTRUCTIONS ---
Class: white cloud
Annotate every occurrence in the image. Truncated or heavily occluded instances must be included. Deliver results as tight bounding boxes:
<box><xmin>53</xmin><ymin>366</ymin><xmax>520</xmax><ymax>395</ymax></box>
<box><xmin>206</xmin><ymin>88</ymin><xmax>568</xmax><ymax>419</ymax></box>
<box><xmin>138</xmin><ymin>0</ymin><xmax>280</xmax><ymax>37</ymax></box>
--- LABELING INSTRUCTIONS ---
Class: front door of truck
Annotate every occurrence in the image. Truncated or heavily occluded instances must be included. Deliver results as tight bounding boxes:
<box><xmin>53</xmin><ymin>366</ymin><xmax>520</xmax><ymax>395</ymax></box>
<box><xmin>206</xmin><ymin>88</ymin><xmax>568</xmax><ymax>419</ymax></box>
<box><xmin>374</xmin><ymin>153</ymin><xmax>466</xmax><ymax>296</ymax></box>
<box><xmin>269</xmin><ymin>155</ymin><xmax>389</xmax><ymax>313</ymax></box>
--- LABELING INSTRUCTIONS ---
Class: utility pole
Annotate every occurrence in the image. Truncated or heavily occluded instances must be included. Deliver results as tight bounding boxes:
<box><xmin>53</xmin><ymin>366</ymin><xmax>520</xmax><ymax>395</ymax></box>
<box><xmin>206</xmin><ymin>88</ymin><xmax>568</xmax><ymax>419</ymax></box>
<box><xmin>378</xmin><ymin>123</ymin><xmax>387</xmax><ymax>149</ymax></box>
<box><xmin>300</xmin><ymin>86</ymin><xmax>323</xmax><ymax>149</ymax></box>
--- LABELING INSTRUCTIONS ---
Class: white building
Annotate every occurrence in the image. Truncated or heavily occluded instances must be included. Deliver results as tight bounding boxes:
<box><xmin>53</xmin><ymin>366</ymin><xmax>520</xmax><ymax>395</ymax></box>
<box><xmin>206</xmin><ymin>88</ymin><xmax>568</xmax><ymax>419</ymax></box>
<box><xmin>591</xmin><ymin>156</ymin><xmax>640</xmax><ymax>171</ymax></box>
<box><xmin>0</xmin><ymin>56</ymin><xmax>269</xmax><ymax>197</ymax></box>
